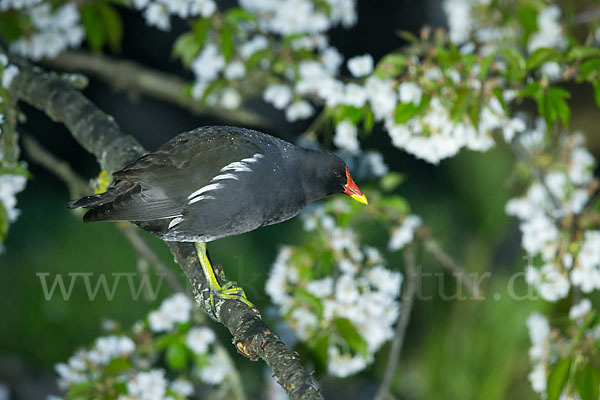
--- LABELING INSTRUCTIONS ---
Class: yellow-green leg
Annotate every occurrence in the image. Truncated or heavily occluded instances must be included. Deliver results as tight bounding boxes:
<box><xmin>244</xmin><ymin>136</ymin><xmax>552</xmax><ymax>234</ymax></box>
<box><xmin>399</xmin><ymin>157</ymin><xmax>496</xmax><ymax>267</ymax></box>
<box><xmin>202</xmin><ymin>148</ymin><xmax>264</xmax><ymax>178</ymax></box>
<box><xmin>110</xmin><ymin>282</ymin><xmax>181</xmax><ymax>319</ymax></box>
<box><xmin>194</xmin><ymin>242</ymin><xmax>255</xmax><ymax>312</ymax></box>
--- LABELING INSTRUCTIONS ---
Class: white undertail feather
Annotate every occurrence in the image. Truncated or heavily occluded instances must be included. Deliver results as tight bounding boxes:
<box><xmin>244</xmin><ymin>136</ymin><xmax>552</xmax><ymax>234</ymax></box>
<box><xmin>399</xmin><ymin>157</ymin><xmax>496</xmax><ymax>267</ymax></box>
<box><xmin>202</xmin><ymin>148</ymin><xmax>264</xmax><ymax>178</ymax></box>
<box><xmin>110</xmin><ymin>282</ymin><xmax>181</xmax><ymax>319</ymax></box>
<box><xmin>187</xmin><ymin>153</ymin><xmax>265</xmax><ymax>205</ymax></box>
<box><xmin>168</xmin><ymin>217</ymin><xmax>184</xmax><ymax>229</ymax></box>
<box><xmin>188</xmin><ymin>195</ymin><xmax>216</xmax><ymax>205</ymax></box>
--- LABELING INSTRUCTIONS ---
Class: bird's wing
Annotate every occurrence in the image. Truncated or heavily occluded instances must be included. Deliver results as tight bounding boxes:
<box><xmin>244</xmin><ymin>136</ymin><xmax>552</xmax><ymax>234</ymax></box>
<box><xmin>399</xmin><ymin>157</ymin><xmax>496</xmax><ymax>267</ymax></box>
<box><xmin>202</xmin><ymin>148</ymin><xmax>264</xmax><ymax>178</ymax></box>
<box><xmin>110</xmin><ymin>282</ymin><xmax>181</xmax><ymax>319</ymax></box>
<box><xmin>88</xmin><ymin>128</ymin><xmax>265</xmax><ymax>222</ymax></box>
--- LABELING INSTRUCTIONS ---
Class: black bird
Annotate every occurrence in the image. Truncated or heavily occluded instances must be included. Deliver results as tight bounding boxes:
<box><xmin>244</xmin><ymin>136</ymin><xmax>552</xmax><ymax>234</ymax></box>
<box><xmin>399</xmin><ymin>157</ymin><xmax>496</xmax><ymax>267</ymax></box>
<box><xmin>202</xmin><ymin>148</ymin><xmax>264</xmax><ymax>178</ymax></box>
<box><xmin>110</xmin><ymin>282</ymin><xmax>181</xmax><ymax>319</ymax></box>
<box><xmin>68</xmin><ymin>126</ymin><xmax>367</xmax><ymax>310</ymax></box>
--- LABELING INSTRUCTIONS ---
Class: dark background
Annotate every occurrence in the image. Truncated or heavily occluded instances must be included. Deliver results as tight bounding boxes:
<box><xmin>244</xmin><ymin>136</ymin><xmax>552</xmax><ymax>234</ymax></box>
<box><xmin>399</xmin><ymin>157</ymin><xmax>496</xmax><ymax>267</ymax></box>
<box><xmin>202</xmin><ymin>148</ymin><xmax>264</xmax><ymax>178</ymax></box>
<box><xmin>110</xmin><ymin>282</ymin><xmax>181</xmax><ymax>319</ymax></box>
<box><xmin>1</xmin><ymin>0</ymin><xmax>598</xmax><ymax>398</ymax></box>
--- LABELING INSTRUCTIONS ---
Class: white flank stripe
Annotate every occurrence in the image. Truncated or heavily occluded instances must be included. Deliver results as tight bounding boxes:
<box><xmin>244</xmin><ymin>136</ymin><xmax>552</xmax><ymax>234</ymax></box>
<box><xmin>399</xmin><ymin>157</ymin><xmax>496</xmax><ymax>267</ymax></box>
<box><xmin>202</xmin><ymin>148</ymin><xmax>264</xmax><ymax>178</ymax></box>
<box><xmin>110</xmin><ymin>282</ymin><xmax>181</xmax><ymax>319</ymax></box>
<box><xmin>168</xmin><ymin>217</ymin><xmax>183</xmax><ymax>229</ymax></box>
<box><xmin>188</xmin><ymin>183</ymin><xmax>223</xmax><ymax>200</ymax></box>
<box><xmin>188</xmin><ymin>195</ymin><xmax>215</xmax><ymax>205</ymax></box>
<box><xmin>211</xmin><ymin>173</ymin><xmax>239</xmax><ymax>182</ymax></box>
<box><xmin>241</xmin><ymin>153</ymin><xmax>265</xmax><ymax>163</ymax></box>
<box><xmin>221</xmin><ymin>161</ymin><xmax>252</xmax><ymax>173</ymax></box>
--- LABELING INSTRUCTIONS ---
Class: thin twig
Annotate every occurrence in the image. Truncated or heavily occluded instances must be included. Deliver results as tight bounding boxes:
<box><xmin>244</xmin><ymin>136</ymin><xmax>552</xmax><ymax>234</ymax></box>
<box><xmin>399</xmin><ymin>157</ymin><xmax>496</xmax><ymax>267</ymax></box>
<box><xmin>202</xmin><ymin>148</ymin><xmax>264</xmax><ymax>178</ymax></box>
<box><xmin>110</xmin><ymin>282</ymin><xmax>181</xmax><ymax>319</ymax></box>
<box><xmin>572</xmin><ymin>8</ymin><xmax>600</xmax><ymax>24</ymax></box>
<box><xmin>511</xmin><ymin>139</ymin><xmax>563</xmax><ymax>212</ymax></box>
<box><xmin>119</xmin><ymin>224</ymin><xmax>186</xmax><ymax>293</ymax></box>
<box><xmin>374</xmin><ymin>245</ymin><xmax>418</xmax><ymax>400</ymax></box>
<box><xmin>416</xmin><ymin>227</ymin><xmax>483</xmax><ymax>298</ymax></box>
<box><xmin>22</xmin><ymin>134</ymin><xmax>185</xmax><ymax>294</ymax></box>
<box><xmin>12</xmin><ymin>59</ymin><xmax>323</xmax><ymax>400</ymax></box>
<box><xmin>42</xmin><ymin>50</ymin><xmax>269</xmax><ymax>129</ymax></box>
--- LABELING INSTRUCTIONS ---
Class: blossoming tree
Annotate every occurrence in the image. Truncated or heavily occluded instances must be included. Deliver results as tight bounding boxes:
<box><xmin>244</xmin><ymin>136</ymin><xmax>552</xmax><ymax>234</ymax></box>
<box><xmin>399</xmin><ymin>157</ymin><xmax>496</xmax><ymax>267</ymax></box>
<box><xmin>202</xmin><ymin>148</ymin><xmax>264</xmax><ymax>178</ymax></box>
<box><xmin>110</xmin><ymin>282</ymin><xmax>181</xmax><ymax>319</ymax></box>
<box><xmin>0</xmin><ymin>0</ymin><xmax>599</xmax><ymax>399</ymax></box>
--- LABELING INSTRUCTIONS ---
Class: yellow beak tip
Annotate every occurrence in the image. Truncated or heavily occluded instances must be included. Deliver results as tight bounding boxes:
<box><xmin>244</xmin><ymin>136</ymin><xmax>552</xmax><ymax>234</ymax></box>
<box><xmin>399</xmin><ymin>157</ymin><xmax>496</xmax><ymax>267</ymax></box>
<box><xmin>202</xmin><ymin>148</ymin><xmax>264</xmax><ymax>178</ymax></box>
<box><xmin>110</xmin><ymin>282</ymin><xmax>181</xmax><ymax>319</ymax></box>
<box><xmin>350</xmin><ymin>193</ymin><xmax>368</xmax><ymax>205</ymax></box>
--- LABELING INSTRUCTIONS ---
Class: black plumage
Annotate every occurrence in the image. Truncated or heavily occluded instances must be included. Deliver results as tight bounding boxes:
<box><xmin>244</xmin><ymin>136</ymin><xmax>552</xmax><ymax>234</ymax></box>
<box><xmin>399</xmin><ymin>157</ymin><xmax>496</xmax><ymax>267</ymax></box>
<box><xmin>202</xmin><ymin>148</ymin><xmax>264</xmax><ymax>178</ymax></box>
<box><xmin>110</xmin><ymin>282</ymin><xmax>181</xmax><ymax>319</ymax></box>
<box><xmin>68</xmin><ymin>126</ymin><xmax>367</xmax><ymax>243</ymax></box>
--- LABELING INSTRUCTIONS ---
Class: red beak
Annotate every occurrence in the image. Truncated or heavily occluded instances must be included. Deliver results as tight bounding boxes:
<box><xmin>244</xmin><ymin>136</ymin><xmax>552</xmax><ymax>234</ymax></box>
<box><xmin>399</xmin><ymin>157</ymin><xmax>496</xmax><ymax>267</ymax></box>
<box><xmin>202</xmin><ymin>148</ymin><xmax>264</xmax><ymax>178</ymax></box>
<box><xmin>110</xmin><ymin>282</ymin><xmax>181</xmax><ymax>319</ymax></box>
<box><xmin>343</xmin><ymin>166</ymin><xmax>368</xmax><ymax>205</ymax></box>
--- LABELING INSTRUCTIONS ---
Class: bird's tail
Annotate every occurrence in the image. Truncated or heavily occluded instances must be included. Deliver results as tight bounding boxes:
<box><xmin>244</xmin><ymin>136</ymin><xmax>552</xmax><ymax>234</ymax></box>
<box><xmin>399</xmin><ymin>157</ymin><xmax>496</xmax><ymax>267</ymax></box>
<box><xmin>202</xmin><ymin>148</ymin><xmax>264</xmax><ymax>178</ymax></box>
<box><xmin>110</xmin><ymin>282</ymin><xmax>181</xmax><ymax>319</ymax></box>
<box><xmin>67</xmin><ymin>189</ymin><xmax>119</xmax><ymax>210</ymax></box>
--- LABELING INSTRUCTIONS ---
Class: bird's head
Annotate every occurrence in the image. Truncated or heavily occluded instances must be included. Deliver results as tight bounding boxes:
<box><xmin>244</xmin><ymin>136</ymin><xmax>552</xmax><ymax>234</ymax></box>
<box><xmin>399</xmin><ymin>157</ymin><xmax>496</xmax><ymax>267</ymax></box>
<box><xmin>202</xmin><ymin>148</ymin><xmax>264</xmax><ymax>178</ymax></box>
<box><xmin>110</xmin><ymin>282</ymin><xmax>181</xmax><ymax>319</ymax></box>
<box><xmin>301</xmin><ymin>150</ymin><xmax>368</xmax><ymax>205</ymax></box>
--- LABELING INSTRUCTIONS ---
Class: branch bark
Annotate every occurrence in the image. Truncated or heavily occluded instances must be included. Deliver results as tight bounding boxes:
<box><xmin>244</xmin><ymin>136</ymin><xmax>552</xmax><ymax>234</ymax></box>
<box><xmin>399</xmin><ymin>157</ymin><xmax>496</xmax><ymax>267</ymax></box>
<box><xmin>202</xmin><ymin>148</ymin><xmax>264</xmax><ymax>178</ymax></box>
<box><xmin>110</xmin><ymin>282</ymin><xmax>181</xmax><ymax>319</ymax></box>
<box><xmin>374</xmin><ymin>245</ymin><xmax>418</xmax><ymax>400</ymax></box>
<box><xmin>42</xmin><ymin>50</ymin><xmax>269</xmax><ymax>129</ymax></box>
<box><xmin>12</xmin><ymin>58</ymin><xmax>323</xmax><ymax>400</ymax></box>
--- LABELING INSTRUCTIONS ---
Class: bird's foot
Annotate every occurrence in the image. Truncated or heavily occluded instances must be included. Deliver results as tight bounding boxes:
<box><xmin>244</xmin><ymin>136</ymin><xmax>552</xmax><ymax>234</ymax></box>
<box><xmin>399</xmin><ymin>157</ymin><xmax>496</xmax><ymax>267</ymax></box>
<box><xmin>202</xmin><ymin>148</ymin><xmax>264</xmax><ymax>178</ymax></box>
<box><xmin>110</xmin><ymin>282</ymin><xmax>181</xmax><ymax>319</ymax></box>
<box><xmin>210</xmin><ymin>281</ymin><xmax>255</xmax><ymax>309</ymax></box>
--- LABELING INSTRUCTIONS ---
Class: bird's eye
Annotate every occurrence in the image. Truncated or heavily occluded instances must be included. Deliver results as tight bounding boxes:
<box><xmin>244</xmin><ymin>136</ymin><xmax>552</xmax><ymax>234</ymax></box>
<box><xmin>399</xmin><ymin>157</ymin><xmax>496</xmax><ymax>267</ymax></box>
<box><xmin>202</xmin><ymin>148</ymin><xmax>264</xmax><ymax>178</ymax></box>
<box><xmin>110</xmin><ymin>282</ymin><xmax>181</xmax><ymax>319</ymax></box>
<box><xmin>332</xmin><ymin>169</ymin><xmax>341</xmax><ymax>178</ymax></box>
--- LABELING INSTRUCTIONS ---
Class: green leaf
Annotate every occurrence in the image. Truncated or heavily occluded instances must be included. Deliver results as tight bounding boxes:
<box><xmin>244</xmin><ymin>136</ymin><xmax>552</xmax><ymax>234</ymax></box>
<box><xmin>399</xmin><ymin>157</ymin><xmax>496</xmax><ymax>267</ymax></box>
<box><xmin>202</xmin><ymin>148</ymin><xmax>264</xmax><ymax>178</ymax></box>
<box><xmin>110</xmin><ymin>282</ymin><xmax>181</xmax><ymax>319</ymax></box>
<box><xmin>363</xmin><ymin>108</ymin><xmax>375</xmax><ymax>133</ymax></box>
<box><xmin>567</xmin><ymin>46</ymin><xmax>600</xmax><ymax>61</ymax></box>
<box><xmin>67</xmin><ymin>381</ymin><xmax>94</xmax><ymax>397</ymax></box>
<box><xmin>380</xmin><ymin>172</ymin><xmax>405</xmax><ymax>192</ymax></box>
<box><xmin>220</xmin><ymin>25</ymin><xmax>234</xmax><ymax>62</ymax></box>
<box><xmin>394</xmin><ymin>102</ymin><xmax>419</xmax><ymax>124</ymax></box>
<box><xmin>172</xmin><ymin>33</ymin><xmax>202</xmax><ymax>67</ymax></box>
<box><xmin>0</xmin><ymin>11</ymin><xmax>28</xmax><ymax>42</ymax></box>
<box><xmin>225</xmin><ymin>7</ymin><xmax>255</xmax><ymax>24</ymax></box>
<box><xmin>166</xmin><ymin>342</ymin><xmax>187</xmax><ymax>370</ymax></box>
<box><xmin>450</xmin><ymin>87</ymin><xmax>472</xmax><ymax>122</ymax></box>
<box><xmin>293</xmin><ymin>288</ymin><xmax>324</xmax><ymax>316</ymax></box>
<box><xmin>309</xmin><ymin>333</ymin><xmax>329</xmax><ymax>369</ymax></box>
<box><xmin>103</xmin><ymin>357</ymin><xmax>132</xmax><ymax>374</ymax></box>
<box><xmin>547</xmin><ymin>357</ymin><xmax>572</xmax><ymax>400</ymax></box>
<box><xmin>334</xmin><ymin>318</ymin><xmax>368</xmax><ymax>357</ymax></box>
<box><xmin>576</xmin><ymin>363</ymin><xmax>600</xmax><ymax>400</ymax></box>
<box><xmin>492</xmin><ymin>87</ymin><xmax>507</xmax><ymax>113</ymax></box>
<box><xmin>578</xmin><ymin>59</ymin><xmax>600</xmax><ymax>82</ymax></box>
<box><xmin>593</xmin><ymin>81</ymin><xmax>600</xmax><ymax>108</ymax></box>
<box><xmin>374</xmin><ymin>54</ymin><xmax>407</xmax><ymax>79</ymax></box>
<box><xmin>520</xmin><ymin>81</ymin><xmax>540</xmax><ymax>98</ymax></box>
<box><xmin>396</xmin><ymin>30</ymin><xmax>420</xmax><ymax>44</ymax></box>
<box><xmin>0</xmin><ymin>201</ymin><xmax>8</xmax><ymax>242</ymax></box>
<box><xmin>469</xmin><ymin>98</ymin><xmax>480</xmax><ymax>128</ymax></box>
<box><xmin>155</xmin><ymin>333</ymin><xmax>178</xmax><ymax>350</ymax></box>
<box><xmin>97</xmin><ymin>3</ymin><xmax>123</xmax><ymax>52</ymax></box>
<box><xmin>479</xmin><ymin>52</ymin><xmax>496</xmax><ymax>80</ymax></box>
<box><xmin>548</xmin><ymin>86</ymin><xmax>571</xmax><ymax>127</ymax></box>
<box><xmin>527</xmin><ymin>48</ymin><xmax>562</xmax><ymax>70</ymax></box>
<box><xmin>246</xmin><ymin>48</ymin><xmax>270</xmax><ymax>69</ymax></box>
<box><xmin>335</xmin><ymin>105</ymin><xmax>364</xmax><ymax>124</ymax></box>
<box><xmin>518</xmin><ymin>5</ymin><xmax>538</xmax><ymax>41</ymax></box>
<box><xmin>379</xmin><ymin>195</ymin><xmax>410</xmax><ymax>214</ymax></box>
<box><xmin>500</xmin><ymin>48</ymin><xmax>526</xmax><ymax>81</ymax></box>
<box><xmin>81</xmin><ymin>4</ymin><xmax>105</xmax><ymax>51</ymax></box>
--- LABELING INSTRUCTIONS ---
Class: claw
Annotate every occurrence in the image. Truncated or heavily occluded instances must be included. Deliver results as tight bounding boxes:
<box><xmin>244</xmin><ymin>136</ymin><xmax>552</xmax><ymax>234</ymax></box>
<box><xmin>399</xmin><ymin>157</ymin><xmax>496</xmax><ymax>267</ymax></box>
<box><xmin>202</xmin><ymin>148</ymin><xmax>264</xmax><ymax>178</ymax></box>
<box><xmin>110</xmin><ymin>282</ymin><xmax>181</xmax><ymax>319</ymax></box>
<box><xmin>195</xmin><ymin>242</ymin><xmax>255</xmax><ymax>315</ymax></box>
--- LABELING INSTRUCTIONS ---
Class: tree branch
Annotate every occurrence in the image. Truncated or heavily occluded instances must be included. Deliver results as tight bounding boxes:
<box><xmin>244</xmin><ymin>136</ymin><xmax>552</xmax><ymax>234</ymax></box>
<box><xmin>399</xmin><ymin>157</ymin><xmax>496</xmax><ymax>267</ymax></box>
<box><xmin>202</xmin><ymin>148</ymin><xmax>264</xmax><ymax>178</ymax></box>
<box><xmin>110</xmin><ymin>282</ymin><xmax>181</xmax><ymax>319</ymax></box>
<box><xmin>416</xmin><ymin>227</ymin><xmax>483</xmax><ymax>298</ymax></box>
<box><xmin>22</xmin><ymin>134</ymin><xmax>186</xmax><ymax>294</ymax></box>
<box><xmin>42</xmin><ymin>50</ymin><xmax>269</xmax><ymax>129</ymax></box>
<box><xmin>374</xmin><ymin>245</ymin><xmax>418</xmax><ymax>400</ymax></box>
<box><xmin>11</xmin><ymin>57</ymin><xmax>323</xmax><ymax>400</ymax></box>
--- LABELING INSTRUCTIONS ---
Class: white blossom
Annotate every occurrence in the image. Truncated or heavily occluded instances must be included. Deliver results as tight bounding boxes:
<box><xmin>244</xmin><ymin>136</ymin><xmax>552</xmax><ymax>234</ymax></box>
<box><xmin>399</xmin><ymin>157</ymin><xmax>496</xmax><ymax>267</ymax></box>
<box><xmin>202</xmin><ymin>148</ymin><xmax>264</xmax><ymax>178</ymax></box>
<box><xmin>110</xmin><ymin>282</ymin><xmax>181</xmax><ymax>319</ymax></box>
<box><xmin>528</xmin><ymin>363</ymin><xmax>546</xmax><ymax>393</ymax></box>
<box><xmin>327</xmin><ymin>346</ymin><xmax>367</xmax><ymax>378</ymax></box>
<box><xmin>398</xmin><ymin>82</ymin><xmax>422</xmax><ymax>105</ymax></box>
<box><xmin>220</xmin><ymin>88</ymin><xmax>242</xmax><ymax>109</ymax></box>
<box><xmin>569</xmin><ymin>298</ymin><xmax>592</xmax><ymax>320</ymax></box>
<box><xmin>224</xmin><ymin>61</ymin><xmax>246</xmax><ymax>80</ymax></box>
<box><xmin>191</xmin><ymin>44</ymin><xmax>225</xmax><ymax>83</ymax></box>
<box><xmin>0</xmin><ymin>174</ymin><xmax>27</xmax><ymax>222</ymax></box>
<box><xmin>2</xmin><ymin>65</ymin><xmax>18</xmax><ymax>89</ymax></box>
<box><xmin>170</xmin><ymin>378</ymin><xmax>194</xmax><ymax>397</ymax></box>
<box><xmin>333</xmin><ymin>120</ymin><xmax>360</xmax><ymax>153</ymax></box>
<box><xmin>239</xmin><ymin>35</ymin><xmax>268</xmax><ymax>59</ymax></box>
<box><xmin>285</xmin><ymin>101</ymin><xmax>314</xmax><ymax>122</ymax></box>
<box><xmin>443</xmin><ymin>0</ymin><xmax>473</xmax><ymax>44</ymax></box>
<box><xmin>347</xmin><ymin>54</ymin><xmax>373</xmax><ymax>77</ymax></box>
<box><xmin>148</xmin><ymin>293</ymin><xmax>192</xmax><ymax>332</ymax></box>
<box><xmin>11</xmin><ymin>3</ymin><xmax>84</xmax><ymax>60</ymax></box>
<box><xmin>127</xmin><ymin>370</ymin><xmax>167</xmax><ymax>400</ymax></box>
<box><xmin>342</xmin><ymin>82</ymin><xmax>367</xmax><ymax>108</ymax></box>
<box><xmin>306</xmin><ymin>277</ymin><xmax>333</xmax><ymax>298</ymax></box>
<box><xmin>366</xmin><ymin>265</ymin><xmax>402</xmax><ymax>297</ymax></box>
<box><xmin>528</xmin><ymin>6</ymin><xmax>567</xmax><ymax>53</ymax></box>
<box><xmin>186</xmin><ymin>327</ymin><xmax>216</xmax><ymax>354</ymax></box>
<box><xmin>389</xmin><ymin>215</ymin><xmax>422</xmax><ymax>251</ymax></box>
<box><xmin>87</xmin><ymin>335</ymin><xmax>135</xmax><ymax>365</ymax></box>
<box><xmin>200</xmin><ymin>353</ymin><xmax>230</xmax><ymax>385</ymax></box>
<box><xmin>263</xmin><ymin>84</ymin><xmax>293</xmax><ymax>110</ymax></box>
